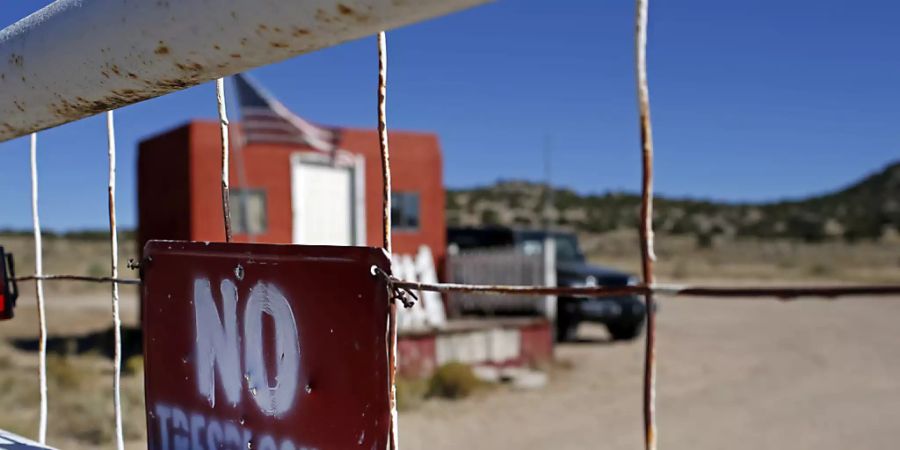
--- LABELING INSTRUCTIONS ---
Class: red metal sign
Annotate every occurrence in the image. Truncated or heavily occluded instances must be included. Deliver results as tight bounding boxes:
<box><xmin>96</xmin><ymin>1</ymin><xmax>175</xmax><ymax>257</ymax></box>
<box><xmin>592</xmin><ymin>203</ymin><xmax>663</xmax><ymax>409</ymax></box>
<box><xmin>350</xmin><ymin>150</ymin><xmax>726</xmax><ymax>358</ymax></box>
<box><xmin>141</xmin><ymin>241</ymin><xmax>392</xmax><ymax>450</ymax></box>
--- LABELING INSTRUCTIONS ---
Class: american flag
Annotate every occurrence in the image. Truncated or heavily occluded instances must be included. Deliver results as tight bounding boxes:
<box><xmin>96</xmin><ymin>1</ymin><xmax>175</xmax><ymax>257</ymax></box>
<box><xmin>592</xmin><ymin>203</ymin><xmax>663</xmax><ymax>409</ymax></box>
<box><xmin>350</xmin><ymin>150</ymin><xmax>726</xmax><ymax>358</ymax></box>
<box><xmin>232</xmin><ymin>73</ymin><xmax>339</xmax><ymax>151</ymax></box>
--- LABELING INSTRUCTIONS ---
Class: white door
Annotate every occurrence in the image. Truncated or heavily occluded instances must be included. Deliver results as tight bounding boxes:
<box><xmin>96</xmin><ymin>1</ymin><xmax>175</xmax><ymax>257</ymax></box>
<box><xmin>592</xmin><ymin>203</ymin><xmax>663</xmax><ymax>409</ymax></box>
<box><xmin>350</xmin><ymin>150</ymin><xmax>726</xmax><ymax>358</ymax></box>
<box><xmin>291</xmin><ymin>156</ymin><xmax>356</xmax><ymax>245</ymax></box>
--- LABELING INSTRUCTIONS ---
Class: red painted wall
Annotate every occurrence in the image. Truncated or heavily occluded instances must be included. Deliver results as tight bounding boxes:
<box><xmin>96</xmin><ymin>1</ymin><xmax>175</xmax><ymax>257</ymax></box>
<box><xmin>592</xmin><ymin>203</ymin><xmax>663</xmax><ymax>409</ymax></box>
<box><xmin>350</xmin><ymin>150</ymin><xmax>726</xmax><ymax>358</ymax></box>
<box><xmin>137</xmin><ymin>125</ymin><xmax>192</xmax><ymax>255</ymax></box>
<box><xmin>138</xmin><ymin>120</ymin><xmax>446</xmax><ymax>264</ymax></box>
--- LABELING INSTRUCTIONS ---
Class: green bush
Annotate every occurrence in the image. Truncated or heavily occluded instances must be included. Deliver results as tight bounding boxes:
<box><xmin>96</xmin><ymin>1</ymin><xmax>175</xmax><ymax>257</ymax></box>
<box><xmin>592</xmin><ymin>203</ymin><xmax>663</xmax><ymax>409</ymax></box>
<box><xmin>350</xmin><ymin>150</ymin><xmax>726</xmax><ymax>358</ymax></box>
<box><xmin>428</xmin><ymin>363</ymin><xmax>481</xmax><ymax>400</ymax></box>
<box><xmin>395</xmin><ymin>377</ymin><xmax>428</xmax><ymax>411</ymax></box>
<box><xmin>124</xmin><ymin>355</ymin><xmax>144</xmax><ymax>376</ymax></box>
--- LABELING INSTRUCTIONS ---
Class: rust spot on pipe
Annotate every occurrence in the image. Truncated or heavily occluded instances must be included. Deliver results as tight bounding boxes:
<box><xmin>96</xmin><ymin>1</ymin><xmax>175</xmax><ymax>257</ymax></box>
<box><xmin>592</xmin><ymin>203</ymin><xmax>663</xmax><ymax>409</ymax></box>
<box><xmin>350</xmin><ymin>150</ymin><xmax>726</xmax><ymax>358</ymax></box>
<box><xmin>292</xmin><ymin>27</ymin><xmax>311</xmax><ymax>37</ymax></box>
<box><xmin>337</xmin><ymin>3</ymin><xmax>354</xmax><ymax>15</ymax></box>
<box><xmin>110</xmin><ymin>65</ymin><xmax>121</xmax><ymax>76</ymax></box>
<box><xmin>127</xmin><ymin>72</ymin><xmax>138</xmax><ymax>79</ymax></box>
<box><xmin>230</xmin><ymin>53</ymin><xmax>241</xmax><ymax>59</ymax></box>
<box><xmin>154</xmin><ymin>43</ymin><xmax>170</xmax><ymax>55</ymax></box>
<box><xmin>270</xmin><ymin>42</ymin><xmax>289</xmax><ymax>48</ymax></box>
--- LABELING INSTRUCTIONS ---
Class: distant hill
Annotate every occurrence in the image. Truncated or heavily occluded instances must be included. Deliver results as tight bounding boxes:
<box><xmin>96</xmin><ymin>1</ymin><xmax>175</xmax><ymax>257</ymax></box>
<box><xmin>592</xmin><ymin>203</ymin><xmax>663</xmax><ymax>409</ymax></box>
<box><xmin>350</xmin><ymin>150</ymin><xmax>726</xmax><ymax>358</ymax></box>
<box><xmin>447</xmin><ymin>161</ymin><xmax>900</xmax><ymax>242</ymax></box>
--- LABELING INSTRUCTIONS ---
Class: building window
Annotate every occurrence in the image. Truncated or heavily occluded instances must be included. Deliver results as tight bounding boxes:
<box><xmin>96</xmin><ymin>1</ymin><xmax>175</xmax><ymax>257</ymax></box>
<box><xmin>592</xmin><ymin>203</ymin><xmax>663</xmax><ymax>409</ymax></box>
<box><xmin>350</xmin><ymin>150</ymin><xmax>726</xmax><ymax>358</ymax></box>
<box><xmin>230</xmin><ymin>189</ymin><xmax>267</xmax><ymax>235</ymax></box>
<box><xmin>391</xmin><ymin>192</ymin><xmax>420</xmax><ymax>231</ymax></box>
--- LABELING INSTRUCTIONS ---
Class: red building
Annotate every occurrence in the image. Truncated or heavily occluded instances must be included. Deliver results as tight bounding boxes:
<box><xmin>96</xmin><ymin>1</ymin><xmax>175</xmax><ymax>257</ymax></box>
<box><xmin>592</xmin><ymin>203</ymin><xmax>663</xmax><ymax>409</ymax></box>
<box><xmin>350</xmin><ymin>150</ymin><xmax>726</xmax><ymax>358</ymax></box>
<box><xmin>137</xmin><ymin>119</ymin><xmax>552</xmax><ymax>378</ymax></box>
<box><xmin>138</xmin><ymin>120</ymin><xmax>445</xmax><ymax>263</ymax></box>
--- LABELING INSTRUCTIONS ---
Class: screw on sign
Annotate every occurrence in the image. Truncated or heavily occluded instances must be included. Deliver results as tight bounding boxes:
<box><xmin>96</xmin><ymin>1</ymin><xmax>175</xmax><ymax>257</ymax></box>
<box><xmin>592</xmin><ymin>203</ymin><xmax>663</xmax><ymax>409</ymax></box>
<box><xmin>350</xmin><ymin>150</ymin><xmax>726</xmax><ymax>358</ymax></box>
<box><xmin>141</xmin><ymin>241</ymin><xmax>392</xmax><ymax>450</ymax></box>
<box><xmin>0</xmin><ymin>429</ymin><xmax>56</xmax><ymax>449</ymax></box>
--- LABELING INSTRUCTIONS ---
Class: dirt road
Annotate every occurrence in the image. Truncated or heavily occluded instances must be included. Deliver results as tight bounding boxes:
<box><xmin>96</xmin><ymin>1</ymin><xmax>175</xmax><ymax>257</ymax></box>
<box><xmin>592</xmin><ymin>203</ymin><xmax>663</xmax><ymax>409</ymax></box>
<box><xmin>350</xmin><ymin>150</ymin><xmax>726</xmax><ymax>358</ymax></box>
<box><xmin>400</xmin><ymin>296</ymin><xmax>900</xmax><ymax>449</ymax></box>
<box><xmin>1</xmin><ymin>292</ymin><xmax>898</xmax><ymax>449</ymax></box>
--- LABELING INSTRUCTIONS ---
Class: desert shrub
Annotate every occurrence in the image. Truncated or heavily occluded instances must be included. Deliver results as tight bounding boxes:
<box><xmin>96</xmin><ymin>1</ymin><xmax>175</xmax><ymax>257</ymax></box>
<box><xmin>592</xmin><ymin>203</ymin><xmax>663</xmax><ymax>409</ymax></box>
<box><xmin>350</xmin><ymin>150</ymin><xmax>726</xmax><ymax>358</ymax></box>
<box><xmin>47</xmin><ymin>355</ymin><xmax>85</xmax><ymax>389</ymax></box>
<box><xmin>428</xmin><ymin>362</ymin><xmax>481</xmax><ymax>400</ymax></box>
<box><xmin>808</xmin><ymin>262</ymin><xmax>834</xmax><ymax>277</ymax></box>
<box><xmin>61</xmin><ymin>395</ymin><xmax>115</xmax><ymax>445</ymax></box>
<box><xmin>480</xmin><ymin>209</ymin><xmax>500</xmax><ymax>225</ymax></box>
<box><xmin>86</xmin><ymin>262</ymin><xmax>107</xmax><ymax>278</ymax></box>
<box><xmin>696</xmin><ymin>232</ymin><xmax>715</xmax><ymax>249</ymax></box>
<box><xmin>395</xmin><ymin>377</ymin><xmax>428</xmax><ymax>411</ymax></box>
<box><xmin>124</xmin><ymin>355</ymin><xmax>144</xmax><ymax>376</ymax></box>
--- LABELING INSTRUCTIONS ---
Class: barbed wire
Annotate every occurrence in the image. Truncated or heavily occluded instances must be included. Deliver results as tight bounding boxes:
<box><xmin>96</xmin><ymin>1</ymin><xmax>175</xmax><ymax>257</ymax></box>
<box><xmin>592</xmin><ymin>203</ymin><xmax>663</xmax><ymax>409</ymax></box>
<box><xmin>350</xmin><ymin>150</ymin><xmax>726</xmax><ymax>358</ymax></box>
<box><xmin>14</xmin><ymin>272</ymin><xmax>900</xmax><ymax>300</ymax></box>
<box><xmin>14</xmin><ymin>274</ymin><xmax>141</xmax><ymax>285</ymax></box>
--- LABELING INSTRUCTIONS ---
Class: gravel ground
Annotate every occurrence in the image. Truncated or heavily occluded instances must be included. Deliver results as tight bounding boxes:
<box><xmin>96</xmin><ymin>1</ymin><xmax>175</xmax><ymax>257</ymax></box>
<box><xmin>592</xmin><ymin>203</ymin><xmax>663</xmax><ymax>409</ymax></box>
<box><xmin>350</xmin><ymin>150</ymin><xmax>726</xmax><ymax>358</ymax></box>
<box><xmin>400</xmin><ymin>296</ymin><xmax>900</xmax><ymax>449</ymax></box>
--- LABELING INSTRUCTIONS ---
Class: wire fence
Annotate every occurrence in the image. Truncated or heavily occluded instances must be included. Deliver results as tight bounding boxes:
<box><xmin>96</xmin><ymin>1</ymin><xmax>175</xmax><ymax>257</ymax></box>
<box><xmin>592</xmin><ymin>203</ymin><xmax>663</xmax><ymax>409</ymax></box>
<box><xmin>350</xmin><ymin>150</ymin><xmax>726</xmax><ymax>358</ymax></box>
<box><xmin>6</xmin><ymin>0</ymin><xmax>900</xmax><ymax>448</ymax></box>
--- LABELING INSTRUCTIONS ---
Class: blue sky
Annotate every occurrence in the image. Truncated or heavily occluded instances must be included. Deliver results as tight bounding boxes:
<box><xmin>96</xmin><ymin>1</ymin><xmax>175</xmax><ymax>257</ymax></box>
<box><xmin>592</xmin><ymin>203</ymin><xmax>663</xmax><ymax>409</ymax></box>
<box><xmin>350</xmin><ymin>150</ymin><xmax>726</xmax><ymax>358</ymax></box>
<box><xmin>0</xmin><ymin>0</ymin><xmax>897</xmax><ymax>230</ymax></box>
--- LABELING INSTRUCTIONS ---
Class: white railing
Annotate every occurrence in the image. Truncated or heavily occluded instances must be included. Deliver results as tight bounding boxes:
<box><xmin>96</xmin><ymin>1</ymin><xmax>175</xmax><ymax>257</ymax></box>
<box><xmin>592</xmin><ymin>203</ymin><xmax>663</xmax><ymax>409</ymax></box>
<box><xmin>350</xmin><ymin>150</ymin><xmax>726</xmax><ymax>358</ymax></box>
<box><xmin>0</xmin><ymin>0</ymin><xmax>488</xmax><ymax>142</ymax></box>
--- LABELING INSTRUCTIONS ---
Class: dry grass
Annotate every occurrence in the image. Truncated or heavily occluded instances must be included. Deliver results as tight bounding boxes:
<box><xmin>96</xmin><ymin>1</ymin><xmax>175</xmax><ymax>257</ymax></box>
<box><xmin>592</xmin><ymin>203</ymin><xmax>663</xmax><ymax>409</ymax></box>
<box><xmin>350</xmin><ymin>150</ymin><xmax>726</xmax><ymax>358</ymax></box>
<box><xmin>581</xmin><ymin>230</ymin><xmax>900</xmax><ymax>284</ymax></box>
<box><xmin>1</xmin><ymin>234</ymin><xmax>139</xmax><ymax>297</ymax></box>
<box><xmin>0</xmin><ymin>232</ymin><xmax>897</xmax><ymax>447</ymax></box>
<box><xmin>0</xmin><ymin>343</ymin><xmax>147</xmax><ymax>449</ymax></box>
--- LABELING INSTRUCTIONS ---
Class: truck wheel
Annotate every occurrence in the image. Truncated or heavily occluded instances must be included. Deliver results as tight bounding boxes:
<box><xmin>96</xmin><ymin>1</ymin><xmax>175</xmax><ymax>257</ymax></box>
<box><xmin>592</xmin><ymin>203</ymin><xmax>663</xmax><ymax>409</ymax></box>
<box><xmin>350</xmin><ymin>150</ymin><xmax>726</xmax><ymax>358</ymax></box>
<box><xmin>556</xmin><ymin>317</ymin><xmax>579</xmax><ymax>342</ymax></box>
<box><xmin>606</xmin><ymin>320</ymin><xmax>644</xmax><ymax>341</ymax></box>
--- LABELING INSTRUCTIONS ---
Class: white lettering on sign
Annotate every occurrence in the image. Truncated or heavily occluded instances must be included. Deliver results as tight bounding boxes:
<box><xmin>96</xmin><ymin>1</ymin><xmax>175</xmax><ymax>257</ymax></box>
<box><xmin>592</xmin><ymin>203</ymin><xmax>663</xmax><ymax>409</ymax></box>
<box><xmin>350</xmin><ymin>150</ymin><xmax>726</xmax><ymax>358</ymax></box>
<box><xmin>243</xmin><ymin>282</ymin><xmax>301</xmax><ymax>416</ymax></box>
<box><xmin>153</xmin><ymin>403</ymin><xmax>315</xmax><ymax>450</ymax></box>
<box><xmin>193</xmin><ymin>279</ymin><xmax>242</xmax><ymax>408</ymax></box>
<box><xmin>393</xmin><ymin>245</ymin><xmax>447</xmax><ymax>331</ymax></box>
<box><xmin>192</xmin><ymin>279</ymin><xmax>301</xmax><ymax>416</ymax></box>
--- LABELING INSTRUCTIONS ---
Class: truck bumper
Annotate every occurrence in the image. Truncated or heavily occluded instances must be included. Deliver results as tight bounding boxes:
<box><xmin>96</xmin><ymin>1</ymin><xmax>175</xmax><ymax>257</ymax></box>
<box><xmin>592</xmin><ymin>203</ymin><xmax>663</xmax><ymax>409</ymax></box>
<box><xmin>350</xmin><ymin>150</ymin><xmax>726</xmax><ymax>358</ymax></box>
<box><xmin>576</xmin><ymin>295</ymin><xmax>647</xmax><ymax>324</ymax></box>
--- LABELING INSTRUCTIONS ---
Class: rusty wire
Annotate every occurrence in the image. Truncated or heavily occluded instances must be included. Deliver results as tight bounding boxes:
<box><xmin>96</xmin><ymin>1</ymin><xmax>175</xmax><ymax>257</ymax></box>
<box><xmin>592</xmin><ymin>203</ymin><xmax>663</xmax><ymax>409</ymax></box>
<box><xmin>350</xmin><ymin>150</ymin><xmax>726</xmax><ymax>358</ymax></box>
<box><xmin>14</xmin><ymin>274</ymin><xmax>141</xmax><ymax>285</ymax></box>
<box><xmin>375</xmin><ymin>30</ymin><xmax>400</xmax><ymax>450</ymax></box>
<box><xmin>12</xmin><ymin>272</ymin><xmax>900</xmax><ymax>299</ymax></box>
<box><xmin>105</xmin><ymin>110</ymin><xmax>126</xmax><ymax>450</ymax></box>
<box><xmin>217</xmin><ymin>78</ymin><xmax>233</xmax><ymax>242</ymax></box>
<box><xmin>378</xmin><ymin>276</ymin><xmax>900</xmax><ymax>300</ymax></box>
<box><xmin>634</xmin><ymin>0</ymin><xmax>657</xmax><ymax>448</ymax></box>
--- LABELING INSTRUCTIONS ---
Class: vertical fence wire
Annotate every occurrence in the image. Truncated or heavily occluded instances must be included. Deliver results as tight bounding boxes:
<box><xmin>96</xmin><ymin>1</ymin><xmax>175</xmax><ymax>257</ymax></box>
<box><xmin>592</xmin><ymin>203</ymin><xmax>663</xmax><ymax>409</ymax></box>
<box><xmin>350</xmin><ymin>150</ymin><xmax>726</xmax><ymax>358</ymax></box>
<box><xmin>217</xmin><ymin>78</ymin><xmax>233</xmax><ymax>242</ymax></box>
<box><xmin>233</xmin><ymin>128</ymin><xmax>256</xmax><ymax>242</ymax></box>
<box><xmin>634</xmin><ymin>0</ymin><xmax>658</xmax><ymax>449</ymax></box>
<box><xmin>376</xmin><ymin>31</ymin><xmax>399</xmax><ymax>450</ymax></box>
<box><xmin>29</xmin><ymin>132</ymin><xmax>49</xmax><ymax>444</ymax></box>
<box><xmin>106</xmin><ymin>110</ymin><xmax>125</xmax><ymax>450</ymax></box>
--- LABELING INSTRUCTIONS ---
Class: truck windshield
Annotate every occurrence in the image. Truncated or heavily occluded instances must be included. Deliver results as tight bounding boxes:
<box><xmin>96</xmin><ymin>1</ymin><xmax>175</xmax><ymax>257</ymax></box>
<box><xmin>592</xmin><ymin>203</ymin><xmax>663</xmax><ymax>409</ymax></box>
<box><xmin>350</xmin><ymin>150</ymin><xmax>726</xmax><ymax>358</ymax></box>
<box><xmin>519</xmin><ymin>234</ymin><xmax>583</xmax><ymax>262</ymax></box>
<box><xmin>553</xmin><ymin>235</ymin><xmax>583</xmax><ymax>262</ymax></box>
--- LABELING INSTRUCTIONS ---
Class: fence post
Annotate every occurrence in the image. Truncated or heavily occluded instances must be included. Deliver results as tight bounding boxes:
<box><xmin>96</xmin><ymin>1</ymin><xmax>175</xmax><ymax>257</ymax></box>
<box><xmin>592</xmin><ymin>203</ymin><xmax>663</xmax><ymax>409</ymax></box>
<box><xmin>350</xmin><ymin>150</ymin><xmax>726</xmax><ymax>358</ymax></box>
<box><xmin>543</xmin><ymin>237</ymin><xmax>557</xmax><ymax>321</ymax></box>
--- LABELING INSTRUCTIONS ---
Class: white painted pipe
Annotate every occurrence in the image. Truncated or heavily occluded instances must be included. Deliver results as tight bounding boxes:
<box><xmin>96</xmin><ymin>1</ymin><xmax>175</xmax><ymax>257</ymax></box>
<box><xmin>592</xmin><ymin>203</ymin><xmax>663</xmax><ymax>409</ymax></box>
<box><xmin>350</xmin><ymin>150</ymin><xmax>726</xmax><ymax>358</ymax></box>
<box><xmin>0</xmin><ymin>0</ymin><xmax>488</xmax><ymax>142</ymax></box>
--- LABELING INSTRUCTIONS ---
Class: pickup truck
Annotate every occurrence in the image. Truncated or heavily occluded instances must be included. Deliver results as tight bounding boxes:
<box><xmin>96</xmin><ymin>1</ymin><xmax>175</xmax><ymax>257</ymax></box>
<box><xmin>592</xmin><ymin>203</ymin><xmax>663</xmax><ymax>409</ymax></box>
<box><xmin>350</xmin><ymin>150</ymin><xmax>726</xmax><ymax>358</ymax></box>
<box><xmin>447</xmin><ymin>227</ymin><xmax>647</xmax><ymax>341</ymax></box>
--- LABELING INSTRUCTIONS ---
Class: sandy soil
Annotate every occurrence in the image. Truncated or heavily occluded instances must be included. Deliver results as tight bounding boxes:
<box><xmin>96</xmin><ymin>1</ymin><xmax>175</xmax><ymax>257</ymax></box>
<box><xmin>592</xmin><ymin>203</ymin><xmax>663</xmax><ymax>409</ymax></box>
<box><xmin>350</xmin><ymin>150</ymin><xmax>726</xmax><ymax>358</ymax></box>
<box><xmin>400</xmin><ymin>296</ymin><xmax>900</xmax><ymax>450</ymax></box>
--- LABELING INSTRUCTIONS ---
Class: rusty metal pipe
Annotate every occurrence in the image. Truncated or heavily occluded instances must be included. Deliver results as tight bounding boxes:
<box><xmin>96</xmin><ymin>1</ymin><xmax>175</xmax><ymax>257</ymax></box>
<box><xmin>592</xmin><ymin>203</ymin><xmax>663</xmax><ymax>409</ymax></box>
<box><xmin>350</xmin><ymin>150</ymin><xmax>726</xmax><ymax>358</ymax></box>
<box><xmin>633</xmin><ymin>0</ymin><xmax>658</xmax><ymax>448</ymax></box>
<box><xmin>0</xmin><ymin>0</ymin><xmax>489</xmax><ymax>142</ymax></box>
